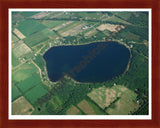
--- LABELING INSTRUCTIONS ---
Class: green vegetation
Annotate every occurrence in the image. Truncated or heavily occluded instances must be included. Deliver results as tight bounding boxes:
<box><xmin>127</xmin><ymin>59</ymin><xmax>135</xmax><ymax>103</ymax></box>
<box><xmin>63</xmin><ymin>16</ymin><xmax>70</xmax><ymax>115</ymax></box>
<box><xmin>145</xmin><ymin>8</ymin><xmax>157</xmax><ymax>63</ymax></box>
<box><xmin>33</xmin><ymin>54</ymin><xmax>46</xmax><ymax>70</ymax></box>
<box><xmin>114</xmin><ymin>12</ymin><xmax>132</xmax><ymax>20</ymax></box>
<box><xmin>12</xmin><ymin>63</ymin><xmax>38</xmax><ymax>82</ymax></box>
<box><xmin>20</xmin><ymin>12</ymin><xmax>40</xmax><ymax>17</ymax></box>
<box><xmin>12</xmin><ymin>53</ymin><xmax>20</xmax><ymax>67</ymax></box>
<box><xmin>17</xmin><ymin>20</ymin><xmax>46</xmax><ymax>36</ymax></box>
<box><xmin>16</xmin><ymin>73</ymin><xmax>41</xmax><ymax>93</ymax></box>
<box><xmin>25</xmin><ymin>84</ymin><xmax>48</xmax><ymax>105</ymax></box>
<box><xmin>23</xmin><ymin>31</ymin><xmax>49</xmax><ymax>48</ymax></box>
<box><xmin>41</xmin><ymin>20</ymin><xmax>66</xmax><ymax>28</ymax></box>
<box><xmin>12</xmin><ymin>85</ymin><xmax>21</xmax><ymax>101</ymax></box>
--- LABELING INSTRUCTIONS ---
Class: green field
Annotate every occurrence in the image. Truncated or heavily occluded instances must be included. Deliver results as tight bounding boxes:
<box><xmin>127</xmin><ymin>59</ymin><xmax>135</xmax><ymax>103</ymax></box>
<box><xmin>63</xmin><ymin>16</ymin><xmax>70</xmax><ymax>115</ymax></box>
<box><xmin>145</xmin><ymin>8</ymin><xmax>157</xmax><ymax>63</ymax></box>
<box><xmin>75</xmin><ymin>12</ymin><xmax>102</xmax><ymax>19</ymax></box>
<box><xmin>115</xmin><ymin>12</ymin><xmax>132</xmax><ymax>20</ymax></box>
<box><xmin>16</xmin><ymin>73</ymin><xmax>41</xmax><ymax>93</ymax></box>
<box><xmin>20</xmin><ymin>12</ymin><xmax>40</xmax><ymax>17</ymax></box>
<box><xmin>41</xmin><ymin>28</ymin><xmax>59</xmax><ymax>39</ymax></box>
<box><xmin>12</xmin><ymin>85</ymin><xmax>21</xmax><ymax>101</ymax></box>
<box><xmin>119</xmin><ymin>31</ymin><xmax>140</xmax><ymax>42</ymax></box>
<box><xmin>25</xmin><ymin>85</ymin><xmax>48</xmax><ymax>105</ymax></box>
<box><xmin>12</xmin><ymin>63</ymin><xmax>38</xmax><ymax>82</ymax></box>
<box><xmin>23</xmin><ymin>30</ymin><xmax>49</xmax><ymax>48</ymax></box>
<box><xmin>17</xmin><ymin>20</ymin><xmax>46</xmax><ymax>36</ymax></box>
<box><xmin>107</xmin><ymin>16</ymin><xmax>131</xmax><ymax>25</ymax></box>
<box><xmin>41</xmin><ymin>20</ymin><xmax>66</xmax><ymax>28</ymax></box>
<box><xmin>12</xmin><ymin>53</ymin><xmax>20</xmax><ymax>67</ymax></box>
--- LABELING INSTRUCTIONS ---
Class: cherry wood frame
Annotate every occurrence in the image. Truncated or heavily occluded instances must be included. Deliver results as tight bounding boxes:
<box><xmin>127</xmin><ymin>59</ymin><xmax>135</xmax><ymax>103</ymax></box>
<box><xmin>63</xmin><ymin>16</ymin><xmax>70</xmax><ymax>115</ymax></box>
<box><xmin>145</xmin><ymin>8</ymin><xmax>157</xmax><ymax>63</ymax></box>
<box><xmin>0</xmin><ymin>0</ymin><xmax>160</xmax><ymax>128</ymax></box>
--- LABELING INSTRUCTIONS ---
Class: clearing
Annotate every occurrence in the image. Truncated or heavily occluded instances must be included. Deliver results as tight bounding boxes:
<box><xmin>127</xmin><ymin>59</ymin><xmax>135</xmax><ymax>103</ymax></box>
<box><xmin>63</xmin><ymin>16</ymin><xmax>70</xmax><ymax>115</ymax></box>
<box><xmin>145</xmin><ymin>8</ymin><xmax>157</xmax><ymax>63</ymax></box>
<box><xmin>97</xmin><ymin>23</ymin><xmax>125</xmax><ymax>32</ymax></box>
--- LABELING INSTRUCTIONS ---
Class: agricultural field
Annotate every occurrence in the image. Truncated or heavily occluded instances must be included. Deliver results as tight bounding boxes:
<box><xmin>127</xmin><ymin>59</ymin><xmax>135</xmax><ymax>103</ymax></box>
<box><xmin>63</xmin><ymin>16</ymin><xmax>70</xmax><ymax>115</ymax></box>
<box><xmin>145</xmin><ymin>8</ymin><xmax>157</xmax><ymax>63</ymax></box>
<box><xmin>105</xmin><ymin>86</ymin><xmax>140</xmax><ymax>115</ymax></box>
<box><xmin>41</xmin><ymin>20</ymin><xmax>67</xmax><ymax>28</ymax></box>
<box><xmin>57</xmin><ymin>21</ymin><xmax>83</xmax><ymax>35</ymax></box>
<box><xmin>23</xmin><ymin>30</ymin><xmax>50</xmax><ymax>48</ymax></box>
<box><xmin>17</xmin><ymin>20</ymin><xmax>46</xmax><ymax>36</ymax></box>
<box><xmin>12</xmin><ymin>96</ymin><xmax>34</xmax><ymax>115</ymax></box>
<box><xmin>60</xmin><ymin>23</ymin><xmax>85</xmax><ymax>37</ymax></box>
<box><xmin>88</xmin><ymin>85</ymin><xmax>140</xmax><ymax>115</ymax></box>
<box><xmin>12</xmin><ymin>53</ymin><xmax>20</xmax><ymax>67</ymax></box>
<box><xmin>13</xmin><ymin>28</ymin><xmax>26</xmax><ymax>39</ymax></box>
<box><xmin>20</xmin><ymin>12</ymin><xmax>40</xmax><ymax>17</ymax></box>
<box><xmin>25</xmin><ymin>85</ymin><xmax>48</xmax><ymax>105</ymax></box>
<box><xmin>12</xmin><ymin>40</ymin><xmax>32</xmax><ymax>58</ymax></box>
<box><xmin>66</xmin><ymin>105</ymin><xmax>81</xmax><ymax>115</ymax></box>
<box><xmin>106</xmin><ymin>15</ymin><xmax>132</xmax><ymax>25</ymax></box>
<box><xmin>73</xmin><ymin>12</ymin><xmax>103</xmax><ymax>19</ymax></box>
<box><xmin>114</xmin><ymin>12</ymin><xmax>132</xmax><ymax>20</ymax></box>
<box><xmin>12</xmin><ymin>34</ymin><xmax>19</xmax><ymax>42</ymax></box>
<box><xmin>16</xmin><ymin>73</ymin><xmax>41</xmax><ymax>93</ymax></box>
<box><xmin>84</xmin><ymin>29</ymin><xmax>98</xmax><ymax>38</ymax></box>
<box><xmin>12</xmin><ymin>85</ymin><xmax>21</xmax><ymax>101</ymax></box>
<box><xmin>77</xmin><ymin>100</ymin><xmax>96</xmax><ymax>115</ymax></box>
<box><xmin>31</xmin><ymin>12</ymin><xmax>51</xmax><ymax>19</ymax></box>
<box><xmin>12</xmin><ymin>63</ymin><xmax>38</xmax><ymax>82</ymax></box>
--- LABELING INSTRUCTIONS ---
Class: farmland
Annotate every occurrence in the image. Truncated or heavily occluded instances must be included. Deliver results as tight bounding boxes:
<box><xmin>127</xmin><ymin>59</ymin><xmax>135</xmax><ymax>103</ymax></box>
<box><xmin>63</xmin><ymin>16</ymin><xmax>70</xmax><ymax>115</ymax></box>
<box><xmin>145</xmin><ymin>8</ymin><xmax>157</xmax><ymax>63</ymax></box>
<box><xmin>11</xmin><ymin>11</ymin><xmax>149</xmax><ymax>116</ymax></box>
<box><xmin>17</xmin><ymin>20</ymin><xmax>46</xmax><ymax>36</ymax></box>
<box><xmin>16</xmin><ymin>73</ymin><xmax>41</xmax><ymax>93</ymax></box>
<box><xmin>12</xmin><ymin>96</ymin><xmax>34</xmax><ymax>115</ymax></box>
<box><xmin>25</xmin><ymin>85</ymin><xmax>48</xmax><ymax>105</ymax></box>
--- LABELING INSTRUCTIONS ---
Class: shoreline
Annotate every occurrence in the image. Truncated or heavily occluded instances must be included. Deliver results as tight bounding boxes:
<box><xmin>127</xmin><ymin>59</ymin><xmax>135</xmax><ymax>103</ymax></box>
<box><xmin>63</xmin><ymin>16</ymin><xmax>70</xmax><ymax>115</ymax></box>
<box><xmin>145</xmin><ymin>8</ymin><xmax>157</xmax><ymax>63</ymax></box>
<box><xmin>40</xmin><ymin>39</ymin><xmax>132</xmax><ymax>87</ymax></box>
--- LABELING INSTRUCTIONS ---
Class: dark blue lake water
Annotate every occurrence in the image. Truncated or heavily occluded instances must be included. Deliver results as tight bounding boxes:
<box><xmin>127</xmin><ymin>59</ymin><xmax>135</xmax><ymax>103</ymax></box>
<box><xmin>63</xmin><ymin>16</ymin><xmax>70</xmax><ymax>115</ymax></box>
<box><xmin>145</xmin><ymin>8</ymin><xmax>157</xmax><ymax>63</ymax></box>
<box><xmin>43</xmin><ymin>41</ymin><xmax>130</xmax><ymax>83</ymax></box>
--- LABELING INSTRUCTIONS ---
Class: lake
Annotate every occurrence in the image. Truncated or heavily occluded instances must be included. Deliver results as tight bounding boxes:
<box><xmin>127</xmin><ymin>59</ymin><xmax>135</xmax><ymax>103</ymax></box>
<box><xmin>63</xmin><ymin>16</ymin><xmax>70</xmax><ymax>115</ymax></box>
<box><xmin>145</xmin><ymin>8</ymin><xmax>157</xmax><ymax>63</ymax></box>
<box><xmin>43</xmin><ymin>41</ymin><xmax>130</xmax><ymax>83</ymax></box>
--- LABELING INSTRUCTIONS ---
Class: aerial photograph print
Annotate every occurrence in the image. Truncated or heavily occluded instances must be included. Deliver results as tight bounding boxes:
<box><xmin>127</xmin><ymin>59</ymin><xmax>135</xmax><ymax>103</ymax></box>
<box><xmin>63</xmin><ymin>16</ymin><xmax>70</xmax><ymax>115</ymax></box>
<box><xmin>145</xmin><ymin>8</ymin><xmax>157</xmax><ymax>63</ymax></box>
<box><xmin>10</xmin><ymin>9</ymin><xmax>151</xmax><ymax>119</ymax></box>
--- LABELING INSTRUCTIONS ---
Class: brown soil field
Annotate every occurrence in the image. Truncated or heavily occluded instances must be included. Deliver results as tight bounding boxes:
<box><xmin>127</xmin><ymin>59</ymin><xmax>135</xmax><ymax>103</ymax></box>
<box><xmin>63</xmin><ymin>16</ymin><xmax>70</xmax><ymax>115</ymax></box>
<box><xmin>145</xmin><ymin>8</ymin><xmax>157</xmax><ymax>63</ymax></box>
<box><xmin>13</xmin><ymin>41</ymin><xmax>32</xmax><ymax>58</ymax></box>
<box><xmin>12</xmin><ymin>96</ymin><xmax>34</xmax><ymax>115</ymax></box>
<box><xmin>31</xmin><ymin>12</ymin><xmax>51</xmax><ymax>19</ymax></box>
<box><xmin>77</xmin><ymin>100</ymin><xmax>95</xmax><ymax>115</ymax></box>
<box><xmin>97</xmin><ymin>24</ymin><xmax>125</xmax><ymax>32</ymax></box>
<box><xmin>60</xmin><ymin>23</ymin><xmax>85</xmax><ymax>37</ymax></box>
<box><xmin>13</xmin><ymin>28</ymin><xmax>26</xmax><ymax>39</ymax></box>
<box><xmin>67</xmin><ymin>105</ymin><xmax>80</xmax><ymax>115</ymax></box>
<box><xmin>52</xmin><ymin>21</ymin><xmax>74</xmax><ymax>31</ymax></box>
